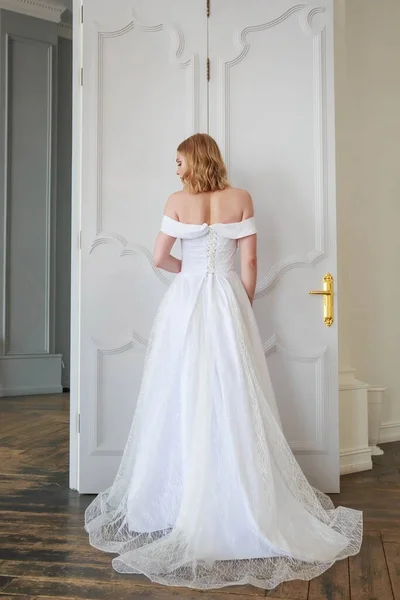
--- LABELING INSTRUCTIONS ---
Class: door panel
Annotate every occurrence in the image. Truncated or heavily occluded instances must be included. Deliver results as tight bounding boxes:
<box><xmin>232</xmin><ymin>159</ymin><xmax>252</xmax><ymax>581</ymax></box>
<box><xmin>78</xmin><ymin>0</ymin><xmax>207</xmax><ymax>492</ymax></box>
<box><xmin>208</xmin><ymin>0</ymin><xmax>338</xmax><ymax>491</ymax></box>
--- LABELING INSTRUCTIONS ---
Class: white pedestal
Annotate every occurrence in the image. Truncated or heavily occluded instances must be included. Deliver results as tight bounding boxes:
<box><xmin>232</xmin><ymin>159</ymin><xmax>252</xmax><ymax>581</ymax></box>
<box><xmin>368</xmin><ymin>387</ymin><xmax>386</xmax><ymax>456</ymax></box>
<box><xmin>339</xmin><ymin>368</ymin><xmax>372</xmax><ymax>474</ymax></box>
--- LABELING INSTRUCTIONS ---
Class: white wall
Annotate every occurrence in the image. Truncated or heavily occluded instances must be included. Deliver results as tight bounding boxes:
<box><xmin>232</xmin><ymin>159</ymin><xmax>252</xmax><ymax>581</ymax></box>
<box><xmin>339</xmin><ymin>0</ymin><xmax>400</xmax><ymax>442</ymax></box>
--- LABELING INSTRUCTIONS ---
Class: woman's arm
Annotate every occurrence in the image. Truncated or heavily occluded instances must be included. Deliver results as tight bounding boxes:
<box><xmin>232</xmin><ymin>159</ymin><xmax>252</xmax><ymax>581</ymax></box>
<box><xmin>153</xmin><ymin>232</ymin><xmax>181</xmax><ymax>273</ymax></box>
<box><xmin>153</xmin><ymin>193</ymin><xmax>181</xmax><ymax>273</ymax></box>
<box><xmin>239</xmin><ymin>234</ymin><xmax>257</xmax><ymax>305</ymax></box>
<box><xmin>239</xmin><ymin>191</ymin><xmax>257</xmax><ymax>305</ymax></box>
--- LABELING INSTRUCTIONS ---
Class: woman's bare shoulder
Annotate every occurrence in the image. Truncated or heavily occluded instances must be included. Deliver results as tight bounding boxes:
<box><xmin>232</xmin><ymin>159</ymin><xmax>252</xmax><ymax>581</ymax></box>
<box><xmin>220</xmin><ymin>187</ymin><xmax>253</xmax><ymax>217</ymax></box>
<box><xmin>164</xmin><ymin>190</ymin><xmax>190</xmax><ymax>218</ymax></box>
<box><xmin>167</xmin><ymin>189</ymin><xmax>189</xmax><ymax>202</ymax></box>
<box><xmin>217</xmin><ymin>187</ymin><xmax>251</xmax><ymax>201</ymax></box>
<box><xmin>229</xmin><ymin>187</ymin><xmax>251</xmax><ymax>198</ymax></box>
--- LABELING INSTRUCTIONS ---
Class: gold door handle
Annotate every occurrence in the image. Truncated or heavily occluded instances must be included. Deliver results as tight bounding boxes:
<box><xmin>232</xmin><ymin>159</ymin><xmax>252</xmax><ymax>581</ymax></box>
<box><xmin>309</xmin><ymin>273</ymin><xmax>334</xmax><ymax>327</ymax></box>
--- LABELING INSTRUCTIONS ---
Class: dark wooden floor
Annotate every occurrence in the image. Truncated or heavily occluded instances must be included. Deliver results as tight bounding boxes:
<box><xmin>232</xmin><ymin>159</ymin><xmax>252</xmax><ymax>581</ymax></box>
<box><xmin>0</xmin><ymin>396</ymin><xmax>399</xmax><ymax>600</ymax></box>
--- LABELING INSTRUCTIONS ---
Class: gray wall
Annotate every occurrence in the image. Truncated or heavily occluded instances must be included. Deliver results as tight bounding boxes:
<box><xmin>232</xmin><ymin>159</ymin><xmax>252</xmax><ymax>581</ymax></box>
<box><xmin>0</xmin><ymin>9</ymin><xmax>71</xmax><ymax>395</ymax></box>
<box><xmin>56</xmin><ymin>37</ymin><xmax>72</xmax><ymax>388</ymax></box>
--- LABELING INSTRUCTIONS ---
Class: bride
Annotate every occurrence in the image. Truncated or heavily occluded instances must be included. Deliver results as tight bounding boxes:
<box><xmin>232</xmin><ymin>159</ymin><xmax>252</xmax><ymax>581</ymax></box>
<box><xmin>84</xmin><ymin>133</ymin><xmax>362</xmax><ymax>590</ymax></box>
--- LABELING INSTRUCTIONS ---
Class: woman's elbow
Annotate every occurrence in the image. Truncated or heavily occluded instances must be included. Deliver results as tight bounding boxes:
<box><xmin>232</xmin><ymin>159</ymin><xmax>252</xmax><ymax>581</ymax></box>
<box><xmin>153</xmin><ymin>252</ymin><xmax>163</xmax><ymax>269</ymax></box>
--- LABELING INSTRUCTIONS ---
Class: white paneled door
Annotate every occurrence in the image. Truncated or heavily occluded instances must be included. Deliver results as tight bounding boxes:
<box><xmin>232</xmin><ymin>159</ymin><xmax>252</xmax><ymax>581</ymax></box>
<box><xmin>73</xmin><ymin>0</ymin><xmax>338</xmax><ymax>493</ymax></box>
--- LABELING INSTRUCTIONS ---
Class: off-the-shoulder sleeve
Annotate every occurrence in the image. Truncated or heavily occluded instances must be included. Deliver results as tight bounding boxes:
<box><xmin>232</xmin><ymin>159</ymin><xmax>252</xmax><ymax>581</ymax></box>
<box><xmin>212</xmin><ymin>217</ymin><xmax>257</xmax><ymax>239</ymax></box>
<box><xmin>160</xmin><ymin>215</ymin><xmax>209</xmax><ymax>239</ymax></box>
<box><xmin>160</xmin><ymin>215</ymin><xmax>180</xmax><ymax>237</ymax></box>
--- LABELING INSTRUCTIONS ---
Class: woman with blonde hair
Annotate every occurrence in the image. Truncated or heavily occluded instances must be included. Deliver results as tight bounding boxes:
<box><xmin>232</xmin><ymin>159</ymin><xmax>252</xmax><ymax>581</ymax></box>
<box><xmin>85</xmin><ymin>133</ymin><xmax>362</xmax><ymax>591</ymax></box>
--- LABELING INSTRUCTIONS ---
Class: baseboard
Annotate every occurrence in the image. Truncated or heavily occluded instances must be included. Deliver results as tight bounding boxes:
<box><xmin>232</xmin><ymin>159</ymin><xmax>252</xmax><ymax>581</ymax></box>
<box><xmin>0</xmin><ymin>385</ymin><xmax>63</xmax><ymax>397</ymax></box>
<box><xmin>379</xmin><ymin>421</ymin><xmax>400</xmax><ymax>444</ymax></box>
<box><xmin>340</xmin><ymin>446</ymin><xmax>373</xmax><ymax>475</ymax></box>
<box><xmin>0</xmin><ymin>354</ymin><xmax>62</xmax><ymax>398</ymax></box>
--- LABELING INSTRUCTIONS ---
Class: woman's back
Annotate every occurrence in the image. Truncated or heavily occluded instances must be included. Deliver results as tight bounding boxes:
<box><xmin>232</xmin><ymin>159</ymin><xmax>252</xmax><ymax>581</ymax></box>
<box><xmin>160</xmin><ymin>185</ymin><xmax>257</xmax><ymax>301</ymax></box>
<box><xmin>169</xmin><ymin>187</ymin><xmax>253</xmax><ymax>225</ymax></box>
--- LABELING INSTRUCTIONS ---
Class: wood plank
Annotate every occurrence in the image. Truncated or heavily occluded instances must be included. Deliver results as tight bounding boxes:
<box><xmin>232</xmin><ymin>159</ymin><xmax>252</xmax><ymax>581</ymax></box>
<box><xmin>0</xmin><ymin>511</ymin><xmax>85</xmax><ymax>526</ymax></box>
<box><xmin>0</xmin><ymin>547</ymin><xmax>117</xmax><ymax>566</ymax></box>
<box><xmin>0</xmin><ymin>560</ymin><xmax>160</xmax><ymax>588</ymax></box>
<box><xmin>382</xmin><ymin>531</ymin><xmax>400</xmax><ymax>544</ymax></box>
<box><xmin>0</xmin><ymin>522</ymin><xmax>85</xmax><ymax>536</ymax></box>
<box><xmin>0</xmin><ymin>525</ymin><xmax>88</xmax><ymax>544</ymax></box>
<box><xmin>0</xmin><ymin>596</ymin><xmax>37</xmax><ymax>599</ymax></box>
<box><xmin>0</xmin><ymin>577</ymin><xmax>15</xmax><ymax>592</ymax></box>
<box><xmin>265</xmin><ymin>580</ymin><xmax>308</xmax><ymax>599</ymax></box>
<box><xmin>308</xmin><ymin>559</ymin><xmax>350</xmax><ymax>600</ymax></box>
<box><xmin>383</xmin><ymin>543</ymin><xmax>400</xmax><ymax>600</ymax></box>
<box><xmin>0</xmin><ymin>561</ymin><xmax>264</xmax><ymax>597</ymax></box>
<box><xmin>0</xmin><ymin>503</ymin><xmax>85</xmax><ymax>515</ymax></box>
<box><xmin>0</xmin><ymin>533</ymin><xmax>93</xmax><ymax>551</ymax></box>
<box><xmin>0</xmin><ymin>561</ymin><xmax>263</xmax><ymax>596</ymax></box>
<box><xmin>364</xmin><ymin>517</ymin><xmax>400</xmax><ymax>532</ymax></box>
<box><xmin>194</xmin><ymin>584</ymin><xmax>263</xmax><ymax>596</ymax></box>
<box><xmin>0</xmin><ymin>577</ymin><xmax>277</xmax><ymax>600</ymax></box>
<box><xmin>349</xmin><ymin>531</ymin><xmax>393</xmax><ymax>600</ymax></box>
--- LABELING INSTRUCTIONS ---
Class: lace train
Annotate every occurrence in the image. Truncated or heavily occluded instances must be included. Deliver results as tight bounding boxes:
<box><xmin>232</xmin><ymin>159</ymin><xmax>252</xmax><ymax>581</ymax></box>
<box><xmin>84</xmin><ymin>271</ymin><xmax>362</xmax><ymax>590</ymax></box>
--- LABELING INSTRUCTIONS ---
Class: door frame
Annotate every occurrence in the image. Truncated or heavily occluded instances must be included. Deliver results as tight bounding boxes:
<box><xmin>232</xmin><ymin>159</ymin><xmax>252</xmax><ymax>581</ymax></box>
<box><xmin>69</xmin><ymin>0</ymin><xmax>342</xmax><ymax>492</ymax></box>
<box><xmin>69</xmin><ymin>0</ymin><xmax>82</xmax><ymax>490</ymax></box>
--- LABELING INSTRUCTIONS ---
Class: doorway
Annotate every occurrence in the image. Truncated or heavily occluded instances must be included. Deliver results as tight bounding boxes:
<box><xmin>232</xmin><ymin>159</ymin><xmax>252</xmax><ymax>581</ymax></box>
<box><xmin>72</xmin><ymin>0</ymin><xmax>340</xmax><ymax>493</ymax></box>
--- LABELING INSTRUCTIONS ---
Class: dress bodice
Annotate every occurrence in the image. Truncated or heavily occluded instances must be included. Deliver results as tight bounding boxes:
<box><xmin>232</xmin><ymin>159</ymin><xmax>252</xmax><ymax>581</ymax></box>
<box><xmin>160</xmin><ymin>215</ymin><xmax>257</xmax><ymax>276</ymax></box>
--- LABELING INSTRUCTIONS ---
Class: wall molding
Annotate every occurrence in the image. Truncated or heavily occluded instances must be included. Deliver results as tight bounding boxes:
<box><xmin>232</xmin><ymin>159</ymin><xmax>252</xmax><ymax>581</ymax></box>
<box><xmin>0</xmin><ymin>353</ymin><xmax>63</xmax><ymax>397</ymax></box>
<box><xmin>0</xmin><ymin>1</ymin><xmax>73</xmax><ymax>37</ymax></box>
<box><xmin>340</xmin><ymin>446</ymin><xmax>372</xmax><ymax>475</ymax></box>
<box><xmin>58</xmin><ymin>21</ymin><xmax>71</xmax><ymax>39</ymax></box>
<box><xmin>2</xmin><ymin>32</ymin><xmax>54</xmax><ymax>356</ymax></box>
<box><xmin>0</xmin><ymin>384</ymin><xmax>62</xmax><ymax>396</ymax></box>
<box><xmin>0</xmin><ymin>0</ymin><xmax>66</xmax><ymax>22</ymax></box>
<box><xmin>379</xmin><ymin>420</ymin><xmax>400</xmax><ymax>444</ymax></box>
<box><xmin>339</xmin><ymin>368</ymin><xmax>370</xmax><ymax>391</ymax></box>
<box><xmin>340</xmin><ymin>381</ymin><xmax>370</xmax><ymax>391</ymax></box>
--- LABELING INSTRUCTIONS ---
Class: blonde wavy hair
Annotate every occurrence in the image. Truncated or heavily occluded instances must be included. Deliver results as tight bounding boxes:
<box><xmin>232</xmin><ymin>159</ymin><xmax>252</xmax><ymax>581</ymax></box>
<box><xmin>177</xmin><ymin>133</ymin><xmax>229</xmax><ymax>194</ymax></box>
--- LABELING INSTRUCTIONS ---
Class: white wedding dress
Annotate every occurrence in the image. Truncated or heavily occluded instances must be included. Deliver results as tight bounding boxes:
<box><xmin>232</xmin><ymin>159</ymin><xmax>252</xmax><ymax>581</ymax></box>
<box><xmin>84</xmin><ymin>215</ymin><xmax>362</xmax><ymax>590</ymax></box>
